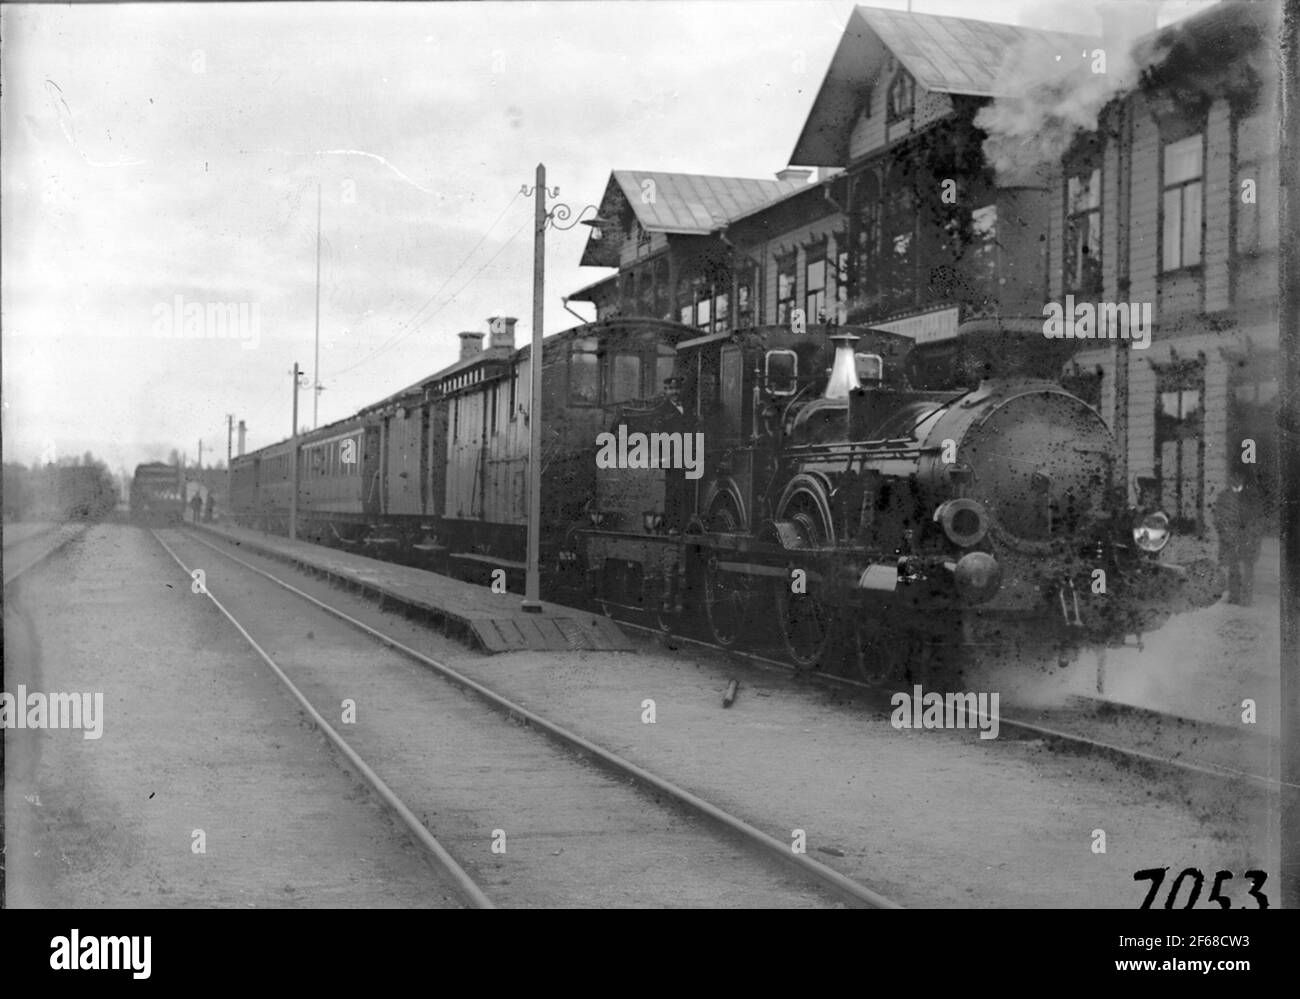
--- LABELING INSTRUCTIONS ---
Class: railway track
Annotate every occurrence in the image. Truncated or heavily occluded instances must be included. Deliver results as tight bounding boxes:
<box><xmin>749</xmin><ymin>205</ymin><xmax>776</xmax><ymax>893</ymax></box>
<box><xmin>3</xmin><ymin>523</ymin><xmax>89</xmax><ymax>589</ymax></box>
<box><xmin>157</xmin><ymin>526</ymin><xmax>902</xmax><ymax>909</ymax></box>
<box><xmin>616</xmin><ymin>617</ymin><xmax>1290</xmax><ymax>795</ymax></box>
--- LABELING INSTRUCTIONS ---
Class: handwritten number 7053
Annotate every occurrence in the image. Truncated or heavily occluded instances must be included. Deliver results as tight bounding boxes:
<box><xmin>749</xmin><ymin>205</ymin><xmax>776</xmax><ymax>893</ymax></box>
<box><xmin>1133</xmin><ymin>868</ymin><xmax>1269</xmax><ymax>909</ymax></box>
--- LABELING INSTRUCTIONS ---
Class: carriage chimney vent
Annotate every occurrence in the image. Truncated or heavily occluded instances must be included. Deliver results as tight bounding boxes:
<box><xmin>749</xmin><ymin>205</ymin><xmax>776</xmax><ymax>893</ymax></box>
<box><xmin>237</xmin><ymin>420</ymin><xmax>246</xmax><ymax>457</ymax></box>
<box><xmin>823</xmin><ymin>332</ymin><xmax>861</xmax><ymax>400</ymax></box>
<box><xmin>776</xmin><ymin>168</ymin><xmax>812</xmax><ymax>184</ymax></box>
<box><xmin>488</xmin><ymin>316</ymin><xmax>517</xmax><ymax>351</ymax></box>
<box><xmin>458</xmin><ymin>331</ymin><xmax>485</xmax><ymax>360</ymax></box>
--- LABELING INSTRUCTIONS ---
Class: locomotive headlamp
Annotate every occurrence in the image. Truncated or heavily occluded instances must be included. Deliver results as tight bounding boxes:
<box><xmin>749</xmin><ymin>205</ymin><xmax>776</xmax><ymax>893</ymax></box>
<box><xmin>953</xmin><ymin>551</ymin><xmax>1001</xmax><ymax>604</ymax></box>
<box><xmin>934</xmin><ymin>498</ymin><xmax>989</xmax><ymax>548</ymax></box>
<box><xmin>1132</xmin><ymin>511</ymin><xmax>1171</xmax><ymax>553</ymax></box>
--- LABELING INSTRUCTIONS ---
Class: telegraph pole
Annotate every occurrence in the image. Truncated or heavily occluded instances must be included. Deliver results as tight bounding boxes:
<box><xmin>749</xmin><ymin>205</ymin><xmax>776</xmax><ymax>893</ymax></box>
<box><xmin>522</xmin><ymin>163</ymin><xmax>546</xmax><ymax>613</ymax></box>
<box><xmin>197</xmin><ymin>439</ymin><xmax>203</xmax><ymax>470</ymax></box>
<box><xmin>290</xmin><ymin>362</ymin><xmax>300</xmax><ymax>541</ymax></box>
<box><xmin>313</xmin><ymin>182</ymin><xmax>322</xmax><ymax>429</ymax></box>
<box><xmin>227</xmin><ymin>414</ymin><xmax>234</xmax><ymax>468</ymax></box>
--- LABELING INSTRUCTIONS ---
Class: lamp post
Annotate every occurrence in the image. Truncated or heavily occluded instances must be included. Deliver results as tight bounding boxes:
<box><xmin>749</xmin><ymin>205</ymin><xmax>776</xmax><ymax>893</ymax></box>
<box><xmin>518</xmin><ymin>163</ymin><xmax>606</xmax><ymax>612</ymax></box>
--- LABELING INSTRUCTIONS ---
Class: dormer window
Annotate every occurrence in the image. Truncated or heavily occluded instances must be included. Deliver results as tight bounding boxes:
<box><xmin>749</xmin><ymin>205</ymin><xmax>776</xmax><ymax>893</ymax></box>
<box><xmin>886</xmin><ymin>69</ymin><xmax>914</xmax><ymax>122</ymax></box>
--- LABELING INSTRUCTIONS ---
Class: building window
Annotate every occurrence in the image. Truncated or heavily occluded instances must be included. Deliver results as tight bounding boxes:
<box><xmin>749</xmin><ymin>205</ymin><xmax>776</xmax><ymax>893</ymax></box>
<box><xmin>882</xmin><ymin>179</ymin><xmax>915</xmax><ymax>312</ymax></box>
<box><xmin>736</xmin><ymin>259</ymin><xmax>759</xmax><ymax>327</ymax></box>
<box><xmin>608</xmin><ymin>353</ymin><xmax>642</xmax><ymax>404</ymax></box>
<box><xmin>568</xmin><ymin>338</ymin><xmax>600</xmax><ymax>406</ymax></box>
<box><xmin>1065</xmin><ymin>166</ymin><xmax>1102</xmax><ymax>293</ymax></box>
<box><xmin>636</xmin><ymin>267</ymin><xmax>654</xmax><ymax>315</ymax></box>
<box><xmin>968</xmin><ymin>205</ymin><xmax>998</xmax><ymax>290</ymax></box>
<box><xmin>696</xmin><ymin>293</ymin><xmax>712</xmax><ymax>330</ymax></box>
<box><xmin>850</xmin><ymin>174</ymin><xmax>882</xmax><ymax>315</ymax></box>
<box><xmin>1161</xmin><ymin>134</ymin><xmax>1203</xmax><ymax>272</ymax></box>
<box><xmin>886</xmin><ymin>69</ymin><xmax>914</xmax><ymax>122</ymax></box>
<box><xmin>805</xmin><ymin>245</ymin><xmax>827</xmax><ymax>323</ymax></box>
<box><xmin>714</xmin><ymin>290</ymin><xmax>729</xmax><ymax>332</ymax></box>
<box><xmin>655</xmin><ymin>345</ymin><xmax>676</xmax><ymax>395</ymax></box>
<box><xmin>833</xmin><ymin>235</ymin><xmax>849</xmax><ymax>321</ymax></box>
<box><xmin>653</xmin><ymin>257</ymin><xmax>672</xmax><ymax>318</ymax></box>
<box><xmin>1154</xmin><ymin>361</ymin><xmax>1205</xmax><ymax>533</ymax></box>
<box><xmin>776</xmin><ymin>254</ymin><xmax>796</xmax><ymax>324</ymax></box>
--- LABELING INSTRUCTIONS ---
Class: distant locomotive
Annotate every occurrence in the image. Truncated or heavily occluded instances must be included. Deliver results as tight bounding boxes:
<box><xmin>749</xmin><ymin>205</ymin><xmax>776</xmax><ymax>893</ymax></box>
<box><xmin>130</xmin><ymin>463</ymin><xmax>185</xmax><ymax>524</ymax></box>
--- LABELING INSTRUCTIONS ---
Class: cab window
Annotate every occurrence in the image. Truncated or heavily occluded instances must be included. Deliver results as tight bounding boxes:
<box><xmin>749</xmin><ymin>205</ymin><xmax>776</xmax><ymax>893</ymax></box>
<box><xmin>765</xmin><ymin>349</ymin><xmax>798</xmax><ymax>396</ymax></box>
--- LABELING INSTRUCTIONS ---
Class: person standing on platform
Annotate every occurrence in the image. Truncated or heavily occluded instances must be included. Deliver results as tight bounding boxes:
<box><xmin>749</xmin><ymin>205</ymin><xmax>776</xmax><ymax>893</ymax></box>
<box><xmin>1213</xmin><ymin>466</ymin><xmax>1264</xmax><ymax>606</ymax></box>
<box><xmin>204</xmin><ymin>491</ymin><xmax>215</xmax><ymax>523</ymax></box>
<box><xmin>653</xmin><ymin>375</ymin><xmax>693</xmax><ymax>534</ymax></box>
<box><xmin>190</xmin><ymin>489</ymin><xmax>203</xmax><ymax>525</ymax></box>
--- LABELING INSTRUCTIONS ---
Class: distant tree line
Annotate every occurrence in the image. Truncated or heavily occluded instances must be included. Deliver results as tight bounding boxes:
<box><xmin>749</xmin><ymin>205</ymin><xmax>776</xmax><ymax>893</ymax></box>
<box><xmin>3</xmin><ymin>452</ymin><xmax>118</xmax><ymax>522</ymax></box>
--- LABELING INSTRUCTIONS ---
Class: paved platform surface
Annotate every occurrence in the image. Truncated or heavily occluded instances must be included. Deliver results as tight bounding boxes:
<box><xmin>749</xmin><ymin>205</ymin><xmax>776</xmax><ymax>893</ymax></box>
<box><xmin>193</xmin><ymin>521</ymin><xmax>633</xmax><ymax>654</ymax></box>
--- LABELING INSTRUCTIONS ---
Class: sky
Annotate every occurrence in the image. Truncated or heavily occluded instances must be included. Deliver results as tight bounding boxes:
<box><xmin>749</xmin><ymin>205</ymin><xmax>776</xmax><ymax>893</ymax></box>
<box><xmin>0</xmin><ymin>0</ymin><xmax>1220</xmax><ymax>474</ymax></box>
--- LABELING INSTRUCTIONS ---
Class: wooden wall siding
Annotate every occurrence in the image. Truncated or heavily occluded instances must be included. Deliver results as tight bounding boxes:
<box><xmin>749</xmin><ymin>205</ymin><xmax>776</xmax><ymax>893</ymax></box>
<box><xmin>1128</xmin><ymin>98</ymin><xmax>1160</xmax><ymax>306</ymax></box>
<box><xmin>429</xmin><ymin>400</ymin><xmax>448</xmax><ymax>518</ymax></box>
<box><xmin>1203</xmin><ymin>349</ymin><xmax>1230</xmax><ymax>533</ymax></box>
<box><xmin>1125</xmin><ymin>351</ymin><xmax>1156</xmax><ymax>501</ymax></box>
<box><xmin>756</xmin><ymin>218</ymin><xmax>845</xmax><ymax>326</ymax></box>
<box><xmin>385</xmin><ymin>409</ymin><xmax>424</xmax><ymax>516</ymax></box>
<box><xmin>1047</xmin><ymin>163</ymin><xmax>1064</xmax><ymax>302</ymax></box>
<box><xmin>1161</xmin><ymin>270</ymin><xmax>1202</xmax><ymax>321</ymax></box>
<box><xmin>446</xmin><ymin>393</ymin><xmax>485</xmax><ymax>519</ymax></box>
<box><xmin>1103</xmin><ymin>130</ymin><xmax>1121</xmax><ymax>301</ymax></box>
<box><xmin>1204</xmin><ymin>100</ymin><xmax>1233</xmax><ymax>313</ymax></box>
<box><xmin>847</xmin><ymin>84</ymin><xmax>952</xmax><ymax>163</ymax></box>
<box><xmin>483</xmin><ymin>375</ymin><xmax>529</xmax><ymax>526</ymax></box>
<box><xmin>619</xmin><ymin>228</ymin><xmax>669</xmax><ymax>270</ymax></box>
<box><xmin>848</xmin><ymin>79</ymin><xmax>886</xmax><ymax>162</ymax></box>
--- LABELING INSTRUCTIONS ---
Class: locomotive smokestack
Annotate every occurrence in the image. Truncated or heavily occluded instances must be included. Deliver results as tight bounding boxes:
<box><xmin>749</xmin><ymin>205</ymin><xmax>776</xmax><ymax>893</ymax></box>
<box><xmin>458</xmin><ymin>331</ymin><xmax>485</xmax><ymax>360</ymax></box>
<box><xmin>823</xmin><ymin>331</ymin><xmax>861</xmax><ymax>400</ymax></box>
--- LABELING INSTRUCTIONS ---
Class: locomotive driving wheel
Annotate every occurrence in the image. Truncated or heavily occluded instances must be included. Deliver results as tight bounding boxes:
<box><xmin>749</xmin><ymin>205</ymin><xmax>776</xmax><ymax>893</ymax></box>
<box><xmin>703</xmin><ymin>503</ymin><xmax>751</xmax><ymax>648</ymax></box>
<box><xmin>772</xmin><ymin>488</ymin><xmax>835</xmax><ymax>670</ymax></box>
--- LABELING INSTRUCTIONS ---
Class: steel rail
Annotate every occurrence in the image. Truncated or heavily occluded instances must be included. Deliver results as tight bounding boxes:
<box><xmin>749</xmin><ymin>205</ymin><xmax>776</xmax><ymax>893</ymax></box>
<box><xmin>181</xmin><ymin>526</ymin><xmax>901</xmax><ymax>909</ymax></box>
<box><xmin>150</xmin><ymin>529</ymin><xmax>495</xmax><ymax>910</ymax></box>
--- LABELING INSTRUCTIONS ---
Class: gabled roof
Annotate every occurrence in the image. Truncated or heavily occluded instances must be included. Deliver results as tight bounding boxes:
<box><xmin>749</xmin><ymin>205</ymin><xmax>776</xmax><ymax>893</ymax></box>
<box><xmin>580</xmin><ymin>170</ymin><xmax>811</xmax><ymax>266</ymax></box>
<box><xmin>860</xmin><ymin>6</ymin><xmax>1092</xmax><ymax>99</ymax></box>
<box><xmin>790</xmin><ymin>5</ymin><xmax>1094</xmax><ymax>166</ymax></box>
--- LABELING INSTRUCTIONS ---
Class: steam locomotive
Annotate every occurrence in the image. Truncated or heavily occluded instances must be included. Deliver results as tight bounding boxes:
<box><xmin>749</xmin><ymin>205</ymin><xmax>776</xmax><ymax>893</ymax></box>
<box><xmin>228</xmin><ymin>315</ymin><xmax>1210</xmax><ymax>675</ymax></box>
<box><xmin>130</xmin><ymin>462</ymin><xmax>186</xmax><ymax>524</ymax></box>
<box><xmin>583</xmin><ymin>317</ymin><xmax>1209</xmax><ymax>677</ymax></box>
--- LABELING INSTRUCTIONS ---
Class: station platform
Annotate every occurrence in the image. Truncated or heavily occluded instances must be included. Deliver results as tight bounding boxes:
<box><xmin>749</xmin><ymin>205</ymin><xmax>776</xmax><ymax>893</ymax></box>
<box><xmin>191</xmin><ymin>521</ymin><xmax>633</xmax><ymax>654</ymax></box>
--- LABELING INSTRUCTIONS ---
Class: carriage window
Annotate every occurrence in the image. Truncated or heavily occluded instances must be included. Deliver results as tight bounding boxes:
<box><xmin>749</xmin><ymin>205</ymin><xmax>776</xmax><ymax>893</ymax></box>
<box><xmin>765</xmin><ymin>350</ymin><xmax>798</xmax><ymax>396</ymax></box>
<box><xmin>855</xmin><ymin>353</ymin><xmax>883</xmax><ymax>384</ymax></box>
<box><xmin>569</xmin><ymin>340</ymin><xmax>599</xmax><ymax>406</ymax></box>
<box><xmin>608</xmin><ymin>352</ymin><xmax>642</xmax><ymax>403</ymax></box>
<box><xmin>656</xmin><ymin>347</ymin><xmax>676</xmax><ymax>396</ymax></box>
